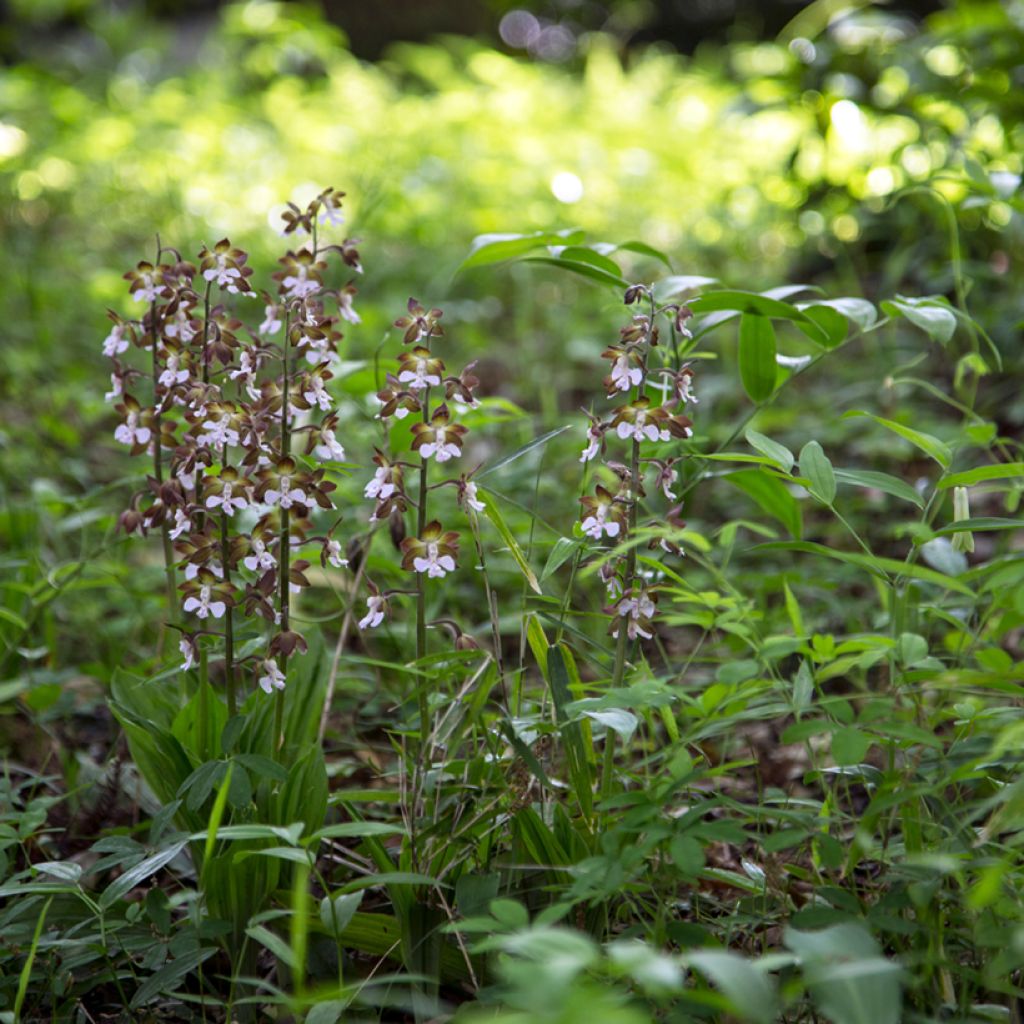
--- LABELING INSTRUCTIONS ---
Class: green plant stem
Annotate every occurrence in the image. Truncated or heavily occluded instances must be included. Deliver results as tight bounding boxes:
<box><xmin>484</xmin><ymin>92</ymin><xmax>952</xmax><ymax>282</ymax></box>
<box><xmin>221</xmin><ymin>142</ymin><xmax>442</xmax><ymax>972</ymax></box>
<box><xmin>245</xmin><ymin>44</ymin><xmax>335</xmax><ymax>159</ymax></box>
<box><xmin>149</xmin><ymin>290</ymin><xmax>176</xmax><ymax>650</ymax></box>
<box><xmin>415</xmin><ymin>387</ymin><xmax>431</xmax><ymax>746</ymax></box>
<box><xmin>219</xmin><ymin>505</ymin><xmax>236</xmax><ymax>716</ymax></box>
<box><xmin>275</xmin><ymin>312</ymin><xmax>292</xmax><ymax>754</ymax></box>
<box><xmin>198</xmin><ymin>646</ymin><xmax>210</xmax><ymax>761</ymax></box>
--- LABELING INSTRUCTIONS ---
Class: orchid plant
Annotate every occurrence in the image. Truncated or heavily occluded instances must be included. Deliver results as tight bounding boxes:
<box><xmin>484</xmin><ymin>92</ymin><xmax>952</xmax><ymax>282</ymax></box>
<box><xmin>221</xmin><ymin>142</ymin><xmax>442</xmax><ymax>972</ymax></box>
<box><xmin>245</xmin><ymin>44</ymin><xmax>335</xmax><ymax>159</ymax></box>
<box><xmin>107</xmin><ymin>187</ymin><xmax>361</xmax><ymax>740</ymax></box>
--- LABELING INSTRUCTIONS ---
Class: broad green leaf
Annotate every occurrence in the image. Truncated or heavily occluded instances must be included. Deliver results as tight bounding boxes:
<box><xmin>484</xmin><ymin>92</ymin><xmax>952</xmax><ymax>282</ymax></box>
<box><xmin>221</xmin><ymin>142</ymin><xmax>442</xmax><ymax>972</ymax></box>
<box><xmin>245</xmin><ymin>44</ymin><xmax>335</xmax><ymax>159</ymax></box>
<box><xmin>745</xmin><ymin>428</ymin><xmax>795</xmax><ymax>473</ymax></box>
<box><xmin>843</xmin><ymin>411</ymin><xmax>951</xmax><ymax>468</ymax></box>
<box><xmin>130</xmin><ymin>949</ymin><xmax>217</xmax><ymax>1009</ymax></box>
<box><xmin>541</xmin><ymin>536</ymin><xmax>581</xmax><ymax>582</ymax></box>
<box><xmin>653</xmin><ymin>274</ymin><xmax>718</xmax><ymax>300</ymax></box>
<box><xmin>580</xmin><ymin>707</ymin><xmax>638</xmax><ymax>741</ymax></box>
<box><xmin>523</xmin><ymin>255</ymin><xmax>629</xmax><ymax>289</ymax></box>
<box><xmin>320</xmin><ymin>891</ymin><xmax>363</xmax><ymax>937</ymax></box>
<box><xmin>833</xmin><ymin>468</ymin><xmax>925</xmax><ymax>508</ymax></box>
<box><xmin>832</xmin><ymin>727</ymin><xmax>871</xmax><ymax>766</ymax></box>
<box><xmin>738</xmin><ymin>315</ymin><xmax>778</xmax><ymax>402</ymax></box>
<box><xmin>312</xmin><ymin>822</ymin><xmax>405</xmax><ymax>841</ymax></box>
<box><xmin>930</xmin><ymin>517</ymin><xmax>1024</xmax><ymax>536</ymax></box>
<box><xmin>545</xmin><ymin>245</ymin><xmax>625</xmax><ymax>278</ymax></box>
<box><xmin>479</xmin><ymin>487</ymin><xmax>541</xmax><ymax>593</ymax></box>
<box><xmin>686</xmin><ymin>950</ymin><xmax>779</xmax><ymax>1024</ymax></box>
<box><xmin>785</xmin><ymin>924</ymin><xmax>903</xmax><ymax>1024</ymax></box>
<box><xmin>799</xmin><ymin>441</ymin><xmax>836</xmax><ymax>505</ymax></box>
<box><xmin>796</xmin><ymin>304</ymin><xmax>848</xmax><ymax>349</ymax></box>
<box><xmin>690</xmin><ymin>290</ymin><xmax>807</xmax><ymax>322</ymax></box>
<box><xmin>459</xmin><ymin>230</ymin><xmax>584</xmax><ymax>271</ymax></box>
<box><xmin>814</xmin><ymin>297</ymin><xmax>878</xmax><ymax>331</ymax></box>
<box><xmin>882</xmin><ymin>295</ymin><xmax>956</xmax><ymax>344</ymax></box>
<box><xmin>724</xmin><ymin>469</ymin><xmax>802</xmax><ymax>539</ymax></box>
<box><xmin>938</xmin><ymin>463</ymin><xmax>1024</xmax><ymax>488</ymax></box>
<box><xmin>592</xmin><ymin>239</ymin><xmax>673</xmax><ymax>268</ymax></box>
<box><xmin>101</xmin><ymin>840</ymin><xmax>188</xmax><ymax>909</ymax></box>
<box><xmin>246</xmin><ymin>923</ymin><xmax>297</xmax><ymax>969</ymax></box>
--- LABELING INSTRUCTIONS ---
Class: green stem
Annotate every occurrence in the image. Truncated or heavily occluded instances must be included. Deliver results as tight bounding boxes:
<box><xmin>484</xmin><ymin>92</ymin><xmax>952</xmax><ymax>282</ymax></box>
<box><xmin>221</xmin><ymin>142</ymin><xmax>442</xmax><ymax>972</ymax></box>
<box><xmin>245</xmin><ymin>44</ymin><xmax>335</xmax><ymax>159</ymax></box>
<box><xmin>416</xmin><ymin>389</ymin><xmax>431</xmax><ymax>745</ymax></box>
<box><xmin>220</xmin><ymin>506</ymin><xmax>236</xmax><ymax>716</ymax></box>
<box><xmin>149</xmin><ymin>289</ymin><xmax>176</xmax><ymax>650</ymax></box>
<box><xmin>198</xmin><ymin>646</ymin><xmax>210</xmax><ymax>761</ymax></box>
<box><xmin>275</xmin><ymin>312</ymin><xmax>292</xmax><ymax>754</ymax></box>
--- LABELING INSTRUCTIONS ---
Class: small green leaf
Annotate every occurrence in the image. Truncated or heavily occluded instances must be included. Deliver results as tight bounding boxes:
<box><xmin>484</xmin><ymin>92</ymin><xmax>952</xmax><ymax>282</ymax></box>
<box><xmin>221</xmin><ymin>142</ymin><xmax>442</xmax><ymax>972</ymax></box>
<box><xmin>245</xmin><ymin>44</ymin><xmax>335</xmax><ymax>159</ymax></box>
<box><xmin>832</xmin><ymin>468</ymin><xmax>924</xmax><ymax>508</ymax></box>
<box><xmin>479</xmin><ymin>487</ymin><xmax>541</xmax><ymax>593</ymax></box>
<box><xmin>523</xmin><ymin>255</ymin><xmax>628</xmax><ymax>289</ymax></box>
<box><xmin>799</xmin><ymin>441</ymin><xmax>836</xmax><ymax>505</ymax></box>
<box><xmin>686</xmin><ymin>950</ymin><xmax>779</xmax><ymax>1024</ymax></box>
<box><xmin>724</xmin><ymin>469</ymin><xmax>802</xmax><ymax>539</ymax></box>
<box><xmin>458</xmin><ymin>230</ymin><xmax>584</xmax><ymax>271</ymax></box>
<box><xmin>832</xmin><ymin>727</ymin><xmax>871</xmax><ymax>766</ymax></box>
<box><xmin>882</xmin><ymin>295</ymin><xmax>956</xmax><ymax>344</ymax></box>
<box><xmin>745</xmin><ymin>428</ymin><xmax>795</xmax><ymax>473</ymax></box>
<box><xmin>844</xmin><ymin>411</ymin><xmax>951</xmax><ymax>468</ymax></box>
<box><xmin>670</xmin><ymin>834</ymin><xmax>705</xmax><ymax>876</ymax></box>
<box><xmin>738</xmin><ymin>315</ymin><xmax>778</xmax><ymax>402</ymax></box>
<box><xmin>797</xmin><ymin>304</ymin><xmax>848</xmax><ymax>349</ymax></box>
<box><xmin>320</xmin><ymin>892</ymin><xmax>363</xmax><ymax>937</ymax></box>
<box><xmin>938</xmin><ymin>463</ymin><xmax>1024</xmax><ymax>488</ymax></box>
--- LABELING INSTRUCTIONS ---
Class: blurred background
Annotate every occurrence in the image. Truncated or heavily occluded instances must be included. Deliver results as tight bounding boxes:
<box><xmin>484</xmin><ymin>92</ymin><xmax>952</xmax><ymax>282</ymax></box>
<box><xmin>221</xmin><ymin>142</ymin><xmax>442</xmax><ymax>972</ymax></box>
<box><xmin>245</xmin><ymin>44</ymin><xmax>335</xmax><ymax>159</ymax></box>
<box><xmin>1</xmin><ymin>0</ymin><xmax>1021</xmax><ymax>667</ymax></box>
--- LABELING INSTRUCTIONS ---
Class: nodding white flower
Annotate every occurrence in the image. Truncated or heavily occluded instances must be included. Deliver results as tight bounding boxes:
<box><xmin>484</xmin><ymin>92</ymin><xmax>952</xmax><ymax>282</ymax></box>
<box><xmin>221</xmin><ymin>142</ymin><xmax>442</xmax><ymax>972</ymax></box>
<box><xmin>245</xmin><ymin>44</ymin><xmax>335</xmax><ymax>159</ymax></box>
<box><xmin>177</xmin><ymin>467</ymin><xmax>196</xmax><ymax>492</ymax></box>
<box><xmin>952</xmin><ymin>485</ymin><xmax>975</xmax><ymax>553</ymax></box>
<box><xmin>159</xmin><ymin>353</ymin><xmax>190</xmax><ymax>388</ymax></box>
<box><xmin>164</xmin><ymin>308</ymin><xmax>197</xmax><ymax>343</ymax></box>
<box><xmin>418</xmin><ymin>428</ymin><xmax>461</xmax><ymax>462</ymax></box>
<box><xmin>258</xmin><ymin>659</ymin><xmax>286</xmax><ymax>694</ymax></box>
<box><xmin>610</xmin><ymin>354</ymin><xmax>643</xmax><ymax>392</ymax></box>
<box><xmin>303</xmin><ymin>335</ymin><xmax>331</xmax><ymax>365</ymax></box>
<box><xmin>200</xmin><ymin>414</ymin><xmax>240</xmax><ymax>453</ymax></box>
<box><xmin>132</xmin><ymin>270</ymin><xmax>163</xmax><ymax>303</ymax></box>
<box><xmin>303</xmin><ymin>375</ymin><xmax>333</xmax><ymax>411</ymax></box>
<box><xmin>338</xmin><ymin>286</ymin><xmax>361</xmax><ymax>325</ymax></box>
<box><xmin>611</xmin><ymin>588</ymin><xmax>657</xmax><ymax>641</ymax></box>
<box><xmin>460</xmin><ymin>480</ymin><xmax>486</xmax><ymax>513</ymax></box>
<box><xmin>580</xmin><ymin>424</ymin><xmax>602</xmax><ymax>463</ymax></box>
<box><xmin>184</xmin><ymin>561</ymin><xmax>224</xmax><ymax>581</ymax></box>
<box><xmin>282</xmin><ymin>264</ymin><xmax>319</xmax><ymax>299</ymax></box>
<box><xmin>315</xmin><ymin>429</ymin><xmax>346</xmax><ymax>463</ymax></box>
<box><xmin>114</xmin><ymin>411</ymin><xmax>151</xmax><ymax>447</ymax></box>
<box><xmin>203</xmin><ymin>253</ymin><xmax>243</xmax><ymax>292</ymax></box>
<box><xmin>616</xmin><ymin>408</ymin><xmax>668</xmax><ymax>444</ymax></box>
<box><xmin>206</xmin><ymin>482</ymin><xmax>248</xmax><ymax>516</ymax></box>
<box><xmin>359</xmin><ymin>594</ymin><xmax>386</xmax><ymax>630</ymax></box>
<box><xmin>582</xmin><ymin>506</ymin><xmax>620</xmax><ymax>540</ymax></box>
<box><xmin>580</xmin><ymin>486</ymin><xmax>624</xmax><ymax>541</ymax></box>
<box><xmin>179</xmin><ymin>635</ymin><xmax>197</xmax><ymax>672</ymax></box>
<box><xmin>183</xmin><ymin>584</ymin><xmax>226</xmax><ymax>620</ymax></box>
<box><xmin>169</xmin><ymin>508</ymin><xmax>191</xmax><ymax>541</ymax></box>
<box><xmin>103</xmin><ymin>324</ymin><xmax>130</xmax><ymax>357</ymax></box>
<box><xmin>676</xmin><ymin>368</ymin><xmax>698</xmax><ymax>405</ymax></box>
<box><xmin>325</xmin><ymin>539</ymin><xmax>348</xmax><ymax>569</ymax></box>
<box><xmin>413</xmin><ymin>540</ymin><xmax>456</xmax><ymax>578</ymax></box>
<box><xmin>397</xmin><ymin>347</ymin><xmax>444</xmax><ymax>392</ymax></box>
<box><xmin>260</xmin><ymin>304</ymin><xmax>282</xmax><ymax>335</ymax></box>
<box><xmin>265</xmin><ymin>475</ymin><xmax>310</xmax><ymax>510</ymax></box>
<box><xmin>229</xmin><ymin>348</ymin><xmax>258</xmax><ymax>381</ymax></box>
<box><xmin>105</xmin><ymin>373</ymin><xmax>123</xmax><ymax>403</ymax></box>
<box><xmin>605</xmin><ymin>574</ymin><xmax>624</xmax><ymax>601</ymax></box>
<box><xmin>243</xmin><ymin>535</ymin><xmax>277</xmax><ymax>573</ymax></box>
<box><xmin>318</xmin><ymin>202</ymin><xmax>345</xmax><ymax>227</ymax></box>
<box><xmin>365</xmin><ymin>465</ymin><xmax>396</xmax><ymax>502</ymax></box>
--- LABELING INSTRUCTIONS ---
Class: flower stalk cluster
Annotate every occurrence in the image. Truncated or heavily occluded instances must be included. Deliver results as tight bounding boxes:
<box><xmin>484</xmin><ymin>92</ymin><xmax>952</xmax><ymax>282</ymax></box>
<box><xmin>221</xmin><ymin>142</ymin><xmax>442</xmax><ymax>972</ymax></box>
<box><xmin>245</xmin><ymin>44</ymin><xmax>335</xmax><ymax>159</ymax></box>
<box><xmin>107</xmin><ymin>188</ymin><xmax>361</xmax><ymax>731</ymax></box>
<box><xmin>357</xmin><ymin>299</ymin><xmax>486</xmax><ymax>735</ymax></box>
<box><xmin>577</xmin><ymin>285</ymin><xmax>698</xmax><ymax>677</ymax></box>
